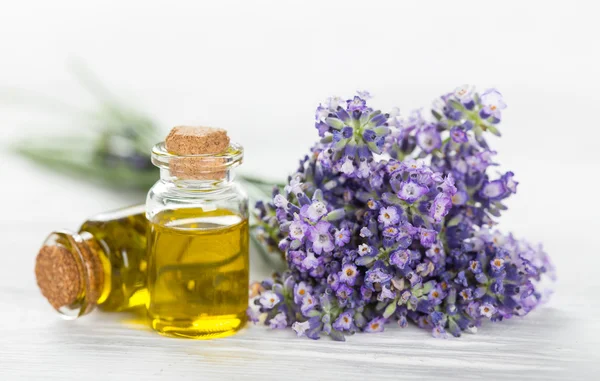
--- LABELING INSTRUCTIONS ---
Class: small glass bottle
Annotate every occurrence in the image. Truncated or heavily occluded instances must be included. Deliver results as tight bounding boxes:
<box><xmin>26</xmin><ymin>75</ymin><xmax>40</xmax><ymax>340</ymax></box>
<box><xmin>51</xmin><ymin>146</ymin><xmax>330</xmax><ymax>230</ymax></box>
<box><xmin>146</xmin><ymin>133</ymin><xmax>249</xmax><ymax>339</ymax></box>
<box><xmin>35</xmin><ymin>205</ymin><xmax>149</xmax><ymax>318</ymax></box>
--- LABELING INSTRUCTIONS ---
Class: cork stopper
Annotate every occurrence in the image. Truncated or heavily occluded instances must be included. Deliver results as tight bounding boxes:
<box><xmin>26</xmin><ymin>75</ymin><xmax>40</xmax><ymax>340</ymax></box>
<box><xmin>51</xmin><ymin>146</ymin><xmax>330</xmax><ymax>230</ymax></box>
<box><xmin>35</xmin><ymin>245</ymin><xmax>82</xmax><ymax>309</ymax></box>
<box><xmin>165</xmin><ymin>126</ymin><xmax>230</xmax><ymax>155</ymax></box>
<box><xmin>163</xmin><ymin>126</ymin><xmax>231</xmax><ymax>180</ymax></box>
<box><xmin>35</xmin><ymin>232</ymin><xmax>105</xmax><ymax>315</ymax></box>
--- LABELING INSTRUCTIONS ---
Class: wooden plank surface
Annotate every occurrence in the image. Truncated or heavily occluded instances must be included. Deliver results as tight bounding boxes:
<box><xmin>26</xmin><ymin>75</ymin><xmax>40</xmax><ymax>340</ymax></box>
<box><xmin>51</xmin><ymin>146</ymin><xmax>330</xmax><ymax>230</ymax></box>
<box><xmin>0</xmin><ymin>152</ymin><xmax>598</xmax><ymax>380</ymax></box>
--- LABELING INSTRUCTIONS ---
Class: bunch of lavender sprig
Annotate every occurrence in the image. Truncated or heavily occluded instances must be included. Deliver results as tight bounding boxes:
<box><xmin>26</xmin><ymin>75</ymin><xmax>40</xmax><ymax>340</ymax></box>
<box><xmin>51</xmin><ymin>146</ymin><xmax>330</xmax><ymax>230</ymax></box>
<box><xmin>7</xmin><ymin>62</ymin><xmax>160</xmax><ymax>190</ymax></box>
<box><xmin>249</xmin><ymin>87</ymin><xmax>555</xmax><ymax>340</ymax></box>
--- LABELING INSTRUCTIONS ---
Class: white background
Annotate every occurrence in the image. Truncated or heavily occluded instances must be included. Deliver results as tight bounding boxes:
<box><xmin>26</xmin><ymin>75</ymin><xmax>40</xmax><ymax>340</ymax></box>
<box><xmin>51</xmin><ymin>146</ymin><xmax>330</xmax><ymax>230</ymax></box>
<box><xmin>0</xmin><ymin>1</ymin><xmax>599</xmax><ymax>379</ymax></box>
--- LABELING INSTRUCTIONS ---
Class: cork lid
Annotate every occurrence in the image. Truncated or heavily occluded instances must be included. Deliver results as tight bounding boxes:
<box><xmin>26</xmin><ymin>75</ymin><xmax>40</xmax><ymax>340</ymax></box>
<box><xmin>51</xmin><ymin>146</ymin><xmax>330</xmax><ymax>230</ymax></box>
<box><xmin>152</xmin><ymin>126</ymin><xmax>243</xmax><ymax>181</ymax></box>
<box><xmin>34</xmin><ymin>231</ymin><xmax>105</xmax><ymax>317</ymax></box>
<box><xmin>35</xmin><ymin>245</ymin><xmax>82</xmax><ymax>309</ymax></box>
<box><xmin>166</xmin><ymin>126</ymin><xmax>230</xmax><ymax>155</ymax></box>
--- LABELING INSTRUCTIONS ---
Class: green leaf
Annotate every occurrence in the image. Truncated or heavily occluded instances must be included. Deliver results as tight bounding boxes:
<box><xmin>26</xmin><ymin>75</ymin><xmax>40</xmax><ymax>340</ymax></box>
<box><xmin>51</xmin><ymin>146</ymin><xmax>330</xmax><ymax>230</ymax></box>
<box><xmin>366</xmin><ymin>141</ymin><xmax>381</xmax><ymax>154</ymax></box>
<box><xmin>383</xmin><ymin>302</ymin><xmax>397</xmax><ymax>318</ymax></box>
<box><xmin>355</xmin><ymin>256</ymin><xmax>375</xmax><ymax>266</ymax></box>
<box><xmin>446</xmin><ymin>214</ymin><xmax>463</xmax><ymax>227</ymax></box>
<box><xmin>325</xmin><ymin>208</ymin><xmax>346</xmax><ymax>221</ymax></box>
<box><xmin>373</xmin><ymin>126</ymin><xmax>390</xmax><ymax>136</ymax></box>
<box><xmin>320</xmin><ymin>135</ymin><xmax>333</xmax><ymax>144</ymax></box>
<box><xmin>14</xmin><ymin>138</ymin><xmax>158</xmax><ymax>190</ymax></box>
<box><xmin>486</xmin><ymin>124</ymin><xmax>502</xmax><ymax>137</ymax></box>
<box><xmin>329</xmin><ymin>329</ymin><xmax>346</xmax><ymax>342</ymax></box>
<box><xmin>325</xmin><ymin>117</ymin><xmax>345</xmax><ymax>130</ymax></box>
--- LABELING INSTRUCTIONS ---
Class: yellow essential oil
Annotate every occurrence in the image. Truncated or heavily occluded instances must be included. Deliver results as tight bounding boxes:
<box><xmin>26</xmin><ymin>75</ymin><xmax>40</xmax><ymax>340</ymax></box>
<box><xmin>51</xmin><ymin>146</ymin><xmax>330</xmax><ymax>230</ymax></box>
<box><xmin>79</xmin><ymin>207</ymin><xmax>149</xmax><ymax>311</ymax></box>
<box><xmin>147</xmin><ymin>207</ymin><xmax>249</xmax><ymax>339</ymax></box>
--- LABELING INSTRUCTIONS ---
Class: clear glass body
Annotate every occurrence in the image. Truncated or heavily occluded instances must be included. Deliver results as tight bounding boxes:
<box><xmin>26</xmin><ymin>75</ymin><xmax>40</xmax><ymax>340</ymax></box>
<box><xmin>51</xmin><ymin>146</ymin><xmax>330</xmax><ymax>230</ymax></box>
<box><xmin>38</xmin><ymin>205</ymin><xmax>148</xmax><ymax>318</ymax></box>
<box><xmin>146</xmin><ymin>142</ymin><xmax>249</xmax><ymax>339</ymax></box>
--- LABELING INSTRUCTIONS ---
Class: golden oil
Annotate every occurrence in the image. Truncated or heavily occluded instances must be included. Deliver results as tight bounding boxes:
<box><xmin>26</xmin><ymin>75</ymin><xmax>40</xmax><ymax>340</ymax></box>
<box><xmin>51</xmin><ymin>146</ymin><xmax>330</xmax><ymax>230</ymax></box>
<box><xmin>147</xmin><ymin>207</ymin><xmax>249</xmax><ymax>339</ymax></box>
<box><xmin>79</xmin><ymin>206</ymin><xmax>149</xmax><ymax>311</ymax></box>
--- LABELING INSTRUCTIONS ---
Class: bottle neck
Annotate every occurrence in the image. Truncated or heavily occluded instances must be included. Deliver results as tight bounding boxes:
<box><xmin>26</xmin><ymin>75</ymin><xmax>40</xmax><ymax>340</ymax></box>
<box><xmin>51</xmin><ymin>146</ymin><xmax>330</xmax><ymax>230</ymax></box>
<box><xmin>151</xmin><ymin>141</ymin><xmax>244</xmax><ymax>189</ymax></box>
<box><xmin>78</xmin><ymin>232</ymin><xmax>112</xmax><ymax>305</ymax></box>
<box><xmin>159</xmin><ymin>167</ymin><xmax>236</xmax><ymax>190</ymax></box>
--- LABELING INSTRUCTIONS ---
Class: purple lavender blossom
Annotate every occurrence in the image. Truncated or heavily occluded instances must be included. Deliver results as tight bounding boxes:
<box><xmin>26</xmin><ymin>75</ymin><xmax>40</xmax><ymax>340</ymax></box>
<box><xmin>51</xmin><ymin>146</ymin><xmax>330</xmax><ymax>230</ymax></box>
<box><xmin>452</xmin><ymin>191</ymin><xmax>468</xmax><ymax>206</ymax></box>
<box><xmin>360</xmin><ymin>227</ymin><xmax>373</xmax><ymax>238</ymax></box>
<box><xmin>430</xmin><ymin>194</ymin><xmax>453</xmax><ymax>222</ymax></box>
<box><xmin>347</xmin><ymin>96</ymin><xmax>368</xmax><ymax>112</ymax></box>
<box><xmin>450</xmin><ymin>126</ymin><xmax>469</xmax><ymax>143</ymax></box>
<box><xmin>459</xmin><ymin>288</ymin><xmax>473</xmax><ymax>301</ymax></box>
<box><xmin>357</xmin><ymin>243</ymin><xmax>372</xmax><ymax>256</ymax></box>
<box><xmin>301</xmin><ymin>293</ymin><xmax>317</xmax><ymax>316</ymax></box>
<box><xmin>378</xmin><ymin>285</ymin><xmax>396</xmax><ymax>301</ymax></box>
<box><xmin>469</xmin><ymin>260</ymin><xmax>482</xmax><ymax>274</ymax></box>
<box><xmin>336</xmin><ymin>284</ymin><xmax>354</xmax><ymax>302</ymax></box>
<box><xmin>269</xmin><ymin>312</ymin><xmax>288</xmax><ymax>329</ymax></box>
<box><xmin>490</xmin><ymin>257</ymin><xmax>506</xmax><ymax>272</ymax></box>
<box><xmin>416</xmin><ymin>125</ymin><xmax>442</xmax><ymax>153</ymax></box>
<box><xmin>419</xmin><ymin>229</ymin><xmax>437</xmax><ymax>248</ymax></box>
<box><xmin>453</xmin><ymin>84</ymin><xmax>474</xmax><ymax>104</ymax></box>
<box><xmin>309</xmin><ymin>221</ymin><xmax>334</xmax><ymax>254</ymax></box>
<box><xmin>480</xmin><ymin>89</ymin><xmax>507</xmax><ymax>120</ymax></box>
<box><xmin>247</xmin><ymin>306</ymin><xmax>260</xmax><ymax>323</ymax></box>
<box><xmin>378</xmin><ymin>206</ymin><xmax>401</xmax><ymax>226</ymax></box>
<box><xmin>480</xmin><ymin>179</ymin><xmax>508</xmax><ymax>200</ymax></box>
<box><xmin>432</xmin><ymin>326</ymin><xmax>449</xmax><ymax>339</ymax></box>
<box><xmin>398</xmin><ymin>181</ymin><xmax>429</xmax><ymax>203</ymax></box>
<box><xmin>364</xmin><ymin>317</ymin><xmax>386</xmax><ymax>333</ymax></box>
<box><xmin>259</xmin><ymin>291</ymin><xmax>280</xmax><ymax>309</ymax></box>
<box><xmin>304</xmin><ymin>201</ymin><xmax>328</xmax><ymax>222</ymax></box>
<box><xmin>251</xmin><ymin>88</ymin><xmax>554</xmax><ymax>341</ymax></box>
<box><xmin>327</xmin><ymin>273</ymin><xmax>340</xmax><ymax>291</ymax></box>
<box><xmin>289</xmin><ymin>220</ymin><xmax>309</xmax><ymax>241</ymax></box>
<box><xmin>479</xmin><ymin>303</ymin><xmax>497</xmax><ymax>318</ymax></box>
<box><xmin>333</xmin><ymin>311</ymin><xmax>354</xmax><ymax>331</ymax></box>
<box><xmin>292</xmin><ymin>320</ymin><xmax>311</xmax><ymax>337</ymax></box>
<box><xmin>314</xmin><ymin>92</ymin><xmax>392</xmax><ymax>171</ymax></box>
<box><xmin>339</xmin><ymin>263</ymin><xmax>359</xmax><ymax>285</ymax></box>
<box><xmin>294</xmin><ymin>281</ymin><xmax>311</xmax><ymax>304</ymax></box>
<box><xmin>390</xmin><ymin>249</ymin><xmax>410</xmax><ymax>269</ymax></box>
<box><xmin>334</xmin><ymin>228</ymin><xmax>351</xmax><ymax>247</ymax></box>
<box><xmin>301</xmin><ymin>252</ymin><xmax>319</xmax><ymax>270</ymax></box>
<box><xmin>365</xmin><ymin>267</ymin><xmax>393</xmax><ymax>284</ymax></box>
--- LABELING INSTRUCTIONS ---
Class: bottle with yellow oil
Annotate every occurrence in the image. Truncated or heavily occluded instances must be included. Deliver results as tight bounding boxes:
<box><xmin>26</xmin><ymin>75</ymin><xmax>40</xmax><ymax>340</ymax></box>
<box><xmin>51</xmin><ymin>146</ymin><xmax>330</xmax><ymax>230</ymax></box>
<box><xmin>146</xmin><ymin>126</ymin><xmax>249</xmax><ymax>339</ymax></box>
<box><xmin>35</xmin><ymin>205</ymin><xmax>149</xmax><ymax>318</ymax></box>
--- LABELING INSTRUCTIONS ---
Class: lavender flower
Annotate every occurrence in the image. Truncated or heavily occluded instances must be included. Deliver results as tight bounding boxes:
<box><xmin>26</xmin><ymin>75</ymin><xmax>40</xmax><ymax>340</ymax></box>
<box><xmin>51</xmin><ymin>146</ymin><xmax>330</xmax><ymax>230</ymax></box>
<box><xmin>292</xmin><ymin>320</ymin><xmax>311</xmax><ymax>337</ymax></box>
<box><xmin>416</xmin><ymin>125</ymin><xmax>442</xmax><ymax>153</ymax></box>
<box><xmin>269</xmin><ymin>312</ymin><xmax>288</xmax><ymax>329</ymax></box>
<box><xmin>309</xmin><ymin>221</ymin><xmax>335</xmax><ymax>254</ymax></box>
<box><xmin>251</xmin><ymin>88</ymin><xmax>554</xmax><ymax>341</ymax></box>
<box><xmin>334</xmin><ymin>228</ymin><xmax>351</xmax><ymax>246</ymax></box>
<box><xmin>259</xmin><ymin>291</ymin><xmax>280</xmax><ymax>309</ymax></box>
<box><xmin>339</xmin><ymin>263</ymin><xmax>359</xmax><ymax>285</ymax></box>
<box><xmin>480</xmin><ymin>89</ymin><xmax>507</xmax><ymax>121</ymax></box>
<box><xmin>364</xmin><ymin>317</ymin><xmax>386</xmax><ymax>333</ymax></box>
<box><xmin>314</xmin><ymin>93</ymin><xmax>392</xmax><ymax>176</ymax></box>
<box><xmin>333</xmin><ymin>311</ymin><xmax>354</xmax><ymax>331</ymax></box>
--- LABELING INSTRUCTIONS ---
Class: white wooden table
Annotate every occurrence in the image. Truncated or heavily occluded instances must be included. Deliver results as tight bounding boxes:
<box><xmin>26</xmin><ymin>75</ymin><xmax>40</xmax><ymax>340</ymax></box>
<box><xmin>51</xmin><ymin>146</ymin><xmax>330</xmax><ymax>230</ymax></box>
<box><xmin>0</xmin><ymin>149</ymin><xmax>598</xmax><ymax>381</ymax></box>
<box><xmin>2</xmin><ymin>0</ymin><xmax>600</xmax><ymax>377</ymax></box>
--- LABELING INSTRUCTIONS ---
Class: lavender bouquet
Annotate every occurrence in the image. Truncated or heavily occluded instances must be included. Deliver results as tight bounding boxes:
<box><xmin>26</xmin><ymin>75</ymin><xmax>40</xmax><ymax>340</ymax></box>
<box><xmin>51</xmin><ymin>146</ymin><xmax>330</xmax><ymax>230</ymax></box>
<box><xmin>249</xmin><ymin>87</ymin><xmax>555</xmax><ymax>340</ymax></box>
<box><xmin>7</xmin><ymin>63</ymin><xmax>160</xmax><ymax>190</ymax></box>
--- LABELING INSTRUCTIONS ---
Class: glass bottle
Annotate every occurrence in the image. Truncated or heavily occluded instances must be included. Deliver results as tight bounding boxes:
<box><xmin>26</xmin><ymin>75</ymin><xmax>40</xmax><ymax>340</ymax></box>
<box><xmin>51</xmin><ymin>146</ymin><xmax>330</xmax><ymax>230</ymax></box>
<box><xmin>146</xmin><ymin>140</ymin><xmax>249</xmax><ymax>339</ymax></box>
<box><xmin>35</xmin><ymin>205</ymin><xmax>148</xmax><ymax>319</ymax></box>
